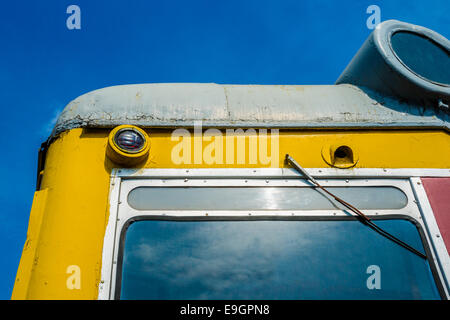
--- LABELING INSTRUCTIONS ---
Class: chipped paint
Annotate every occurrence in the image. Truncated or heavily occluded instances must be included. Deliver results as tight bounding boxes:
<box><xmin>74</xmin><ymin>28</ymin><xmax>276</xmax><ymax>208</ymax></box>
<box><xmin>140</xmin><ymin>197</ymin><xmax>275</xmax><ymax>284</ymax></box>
<box><xmin>52</xmin><ymin>83</ymin><xmax>449</xmax><ymax>139</ymax></box>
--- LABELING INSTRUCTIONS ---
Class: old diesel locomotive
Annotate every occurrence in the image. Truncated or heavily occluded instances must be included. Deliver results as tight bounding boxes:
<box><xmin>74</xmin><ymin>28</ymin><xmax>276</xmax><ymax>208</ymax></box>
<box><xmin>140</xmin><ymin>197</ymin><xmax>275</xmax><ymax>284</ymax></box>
<box><xmin>13</xmin><ymin>20</ymin><xmax>450</xmax><ymax>300</ymax></box>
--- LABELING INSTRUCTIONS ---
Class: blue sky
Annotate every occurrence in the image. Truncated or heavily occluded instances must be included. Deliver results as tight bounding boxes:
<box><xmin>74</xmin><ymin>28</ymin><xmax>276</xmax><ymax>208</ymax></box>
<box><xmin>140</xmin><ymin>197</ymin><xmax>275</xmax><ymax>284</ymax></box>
<box><xmin>0</xmin><ymin>0</ymin><xmax>448</xmax><ymax>299</ymax></box>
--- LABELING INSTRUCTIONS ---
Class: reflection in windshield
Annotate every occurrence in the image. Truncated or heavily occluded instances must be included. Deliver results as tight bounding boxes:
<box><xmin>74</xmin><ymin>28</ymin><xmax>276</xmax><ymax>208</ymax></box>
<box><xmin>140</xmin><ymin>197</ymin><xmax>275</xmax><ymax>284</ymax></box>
<box><xmin>119</xmin><ymin>220</ymin><xmax>440</xmax><ymax>300</ymax></box>
<box><xmin>127</xmin><ymin>186</ymin><xmax>408</xmax><ymax>211</ymax></box>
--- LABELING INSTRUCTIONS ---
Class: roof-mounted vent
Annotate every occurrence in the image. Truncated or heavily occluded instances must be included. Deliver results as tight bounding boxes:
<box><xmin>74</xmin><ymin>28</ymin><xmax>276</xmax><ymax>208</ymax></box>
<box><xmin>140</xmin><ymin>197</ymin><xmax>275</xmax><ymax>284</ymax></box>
<box><xmin>336</xmin><ymin>20</ymin><xmax>449</xmax><ymax>107</ymax></box>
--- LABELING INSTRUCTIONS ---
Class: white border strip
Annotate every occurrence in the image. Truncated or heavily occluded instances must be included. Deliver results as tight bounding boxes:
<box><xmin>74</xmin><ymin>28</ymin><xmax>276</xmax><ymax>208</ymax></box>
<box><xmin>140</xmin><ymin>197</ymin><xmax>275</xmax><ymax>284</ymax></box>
<box><xmin>98</xmin><ymin>174</ymin><xmax>122</xmax><ymax>300</ymax></box>
<box><xmin>115</xmin><ymin>168</ymin><xmax>450</xmax><ymax>179</ymax></box>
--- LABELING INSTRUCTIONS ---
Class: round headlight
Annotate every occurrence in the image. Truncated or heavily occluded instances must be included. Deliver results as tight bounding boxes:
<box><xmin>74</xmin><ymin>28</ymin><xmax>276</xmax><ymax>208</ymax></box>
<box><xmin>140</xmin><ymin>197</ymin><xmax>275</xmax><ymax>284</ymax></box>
<box><xmin>114</xmin><ymin>128</ymin><xmax>145</xmax><ymax>153</ymax></box>
<box><xmin>106</xmin><ymin>125</ymin><xmax>150</xmax><ymax>166</ymax></box>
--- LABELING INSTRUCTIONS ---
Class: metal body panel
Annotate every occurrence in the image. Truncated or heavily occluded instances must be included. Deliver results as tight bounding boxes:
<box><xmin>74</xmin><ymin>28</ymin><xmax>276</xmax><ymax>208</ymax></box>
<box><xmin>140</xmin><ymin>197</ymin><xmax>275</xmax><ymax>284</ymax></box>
<box><xmin>53</xmin><ymin>83</ymin><xmax>449</xmax><ymax>138</ymax></box>
<box><xmin>411</xmin><ymin>177</ymin><xmax>450</xmax><ymax>292</ymax></box>
<box><xmin>422</xmin><ymin>178</ymin><xmax>450</xmax><ymax>254</ymax></box>
<box><xmin>12</xmin><ymin>128</ymin><xmax>450</xmax><ymax>299</ymax></box>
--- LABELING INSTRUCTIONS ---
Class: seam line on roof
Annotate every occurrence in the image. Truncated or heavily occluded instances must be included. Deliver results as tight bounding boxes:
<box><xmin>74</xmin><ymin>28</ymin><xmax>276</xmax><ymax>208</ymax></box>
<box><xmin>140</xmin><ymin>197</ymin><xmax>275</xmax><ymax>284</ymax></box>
<box><xmin>223</xmin><ymin>86</ymin><xmax>231</xmax><ymax>119</ymax></box>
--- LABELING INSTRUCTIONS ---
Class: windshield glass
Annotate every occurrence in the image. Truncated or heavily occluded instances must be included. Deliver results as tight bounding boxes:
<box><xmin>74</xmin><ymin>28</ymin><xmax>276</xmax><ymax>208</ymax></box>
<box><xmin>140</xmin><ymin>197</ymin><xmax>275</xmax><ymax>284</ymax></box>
<box><xmin>118</xmin><ymin>219</ymin><xmax>440</xmax><ymax>300</ymax></box>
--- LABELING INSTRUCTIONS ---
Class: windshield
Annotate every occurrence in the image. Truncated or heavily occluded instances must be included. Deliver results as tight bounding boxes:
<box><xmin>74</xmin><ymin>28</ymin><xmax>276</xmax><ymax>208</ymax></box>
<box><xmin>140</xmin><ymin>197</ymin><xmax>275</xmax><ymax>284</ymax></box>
<box><xmin>118</xmin><ymin>219</ymin><xmax>441</xmax><ymax>299</ymax></box>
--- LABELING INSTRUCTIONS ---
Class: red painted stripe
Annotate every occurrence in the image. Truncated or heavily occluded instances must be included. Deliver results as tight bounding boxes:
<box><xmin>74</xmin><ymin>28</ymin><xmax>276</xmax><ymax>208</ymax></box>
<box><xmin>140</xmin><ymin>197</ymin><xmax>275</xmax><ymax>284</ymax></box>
<box><xmin>422</xmin><ymin>178</ymin><xmax>450</xmax><ymax>254</ymax></box>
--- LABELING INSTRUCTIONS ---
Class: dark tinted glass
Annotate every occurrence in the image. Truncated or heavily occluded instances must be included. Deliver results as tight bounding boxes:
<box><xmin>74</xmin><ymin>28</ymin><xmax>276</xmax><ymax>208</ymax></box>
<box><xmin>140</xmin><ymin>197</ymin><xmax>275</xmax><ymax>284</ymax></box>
<box><xmin>391</xmin><ymin>31</ymin><xmax>450</xmax><ymax>85</ymax></box>
<box><xmin>119</xmin><ymin>220</ymin><xmax>440</xmax><ymax>300</ymax></box>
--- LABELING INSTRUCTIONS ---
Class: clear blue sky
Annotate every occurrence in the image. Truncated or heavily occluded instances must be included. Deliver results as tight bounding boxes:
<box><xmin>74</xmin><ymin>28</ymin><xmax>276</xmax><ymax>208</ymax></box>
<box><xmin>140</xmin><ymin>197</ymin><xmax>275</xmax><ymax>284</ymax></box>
<box><xmin>0</xmin><ymin>0</ymin><xmax>448</xmax><ymax>299</ymax></box>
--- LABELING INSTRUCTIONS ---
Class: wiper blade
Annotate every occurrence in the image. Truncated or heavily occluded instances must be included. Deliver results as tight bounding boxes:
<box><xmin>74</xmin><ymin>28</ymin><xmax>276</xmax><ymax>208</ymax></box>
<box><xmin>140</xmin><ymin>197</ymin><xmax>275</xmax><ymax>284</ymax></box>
<box><xmin>285</xmin><ymin>154</ymin><xmax>427</xmax><ymax>260</ymax></box>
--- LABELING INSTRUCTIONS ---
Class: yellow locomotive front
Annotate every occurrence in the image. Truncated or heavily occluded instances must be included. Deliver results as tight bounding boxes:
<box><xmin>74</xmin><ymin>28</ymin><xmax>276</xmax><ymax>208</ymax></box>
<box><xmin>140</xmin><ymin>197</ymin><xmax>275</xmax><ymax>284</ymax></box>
<box><xmin>12</xmin><ymin>20</ymin><xmax>450</xmax><ymax>300</ymax></box>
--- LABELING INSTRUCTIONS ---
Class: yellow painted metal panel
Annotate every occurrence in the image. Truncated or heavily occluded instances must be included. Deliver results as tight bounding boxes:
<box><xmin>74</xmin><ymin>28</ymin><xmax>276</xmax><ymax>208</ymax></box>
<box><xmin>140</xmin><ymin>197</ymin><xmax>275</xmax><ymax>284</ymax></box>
<box><xmin>11</xmin><ymin>189</ymin><xmax>48</xmax><ymax>300</ymax></box>
<box><xmin>12</xmin><ymin>128</ymin><xmax>450</xmax><ymax>299</ymax></box>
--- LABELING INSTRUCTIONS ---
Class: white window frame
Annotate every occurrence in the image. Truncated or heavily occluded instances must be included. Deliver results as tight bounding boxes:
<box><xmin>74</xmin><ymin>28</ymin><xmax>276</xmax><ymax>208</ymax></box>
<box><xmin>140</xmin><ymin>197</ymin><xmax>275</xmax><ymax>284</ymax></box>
<box><xmin>98</xmin><ymin>168</ymin><xmax>450</xmax><ymax>300</ymax></box>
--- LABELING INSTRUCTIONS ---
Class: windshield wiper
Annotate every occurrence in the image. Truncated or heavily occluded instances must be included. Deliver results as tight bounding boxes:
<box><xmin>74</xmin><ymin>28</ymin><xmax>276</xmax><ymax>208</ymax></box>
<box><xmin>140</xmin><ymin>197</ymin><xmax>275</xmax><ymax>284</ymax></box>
<box><xmin>285</xmin><ymin>154</ymin><xmax>427</xmax><ymax>260</ymax></box>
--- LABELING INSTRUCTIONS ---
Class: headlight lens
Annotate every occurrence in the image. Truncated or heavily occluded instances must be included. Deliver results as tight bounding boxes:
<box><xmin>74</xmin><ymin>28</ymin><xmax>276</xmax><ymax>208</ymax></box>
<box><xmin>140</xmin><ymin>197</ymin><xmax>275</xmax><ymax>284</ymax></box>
<box><xmin>114</xmin><ymin>129</ymin><xmax>145</xmax><ymax>153</ymax></box>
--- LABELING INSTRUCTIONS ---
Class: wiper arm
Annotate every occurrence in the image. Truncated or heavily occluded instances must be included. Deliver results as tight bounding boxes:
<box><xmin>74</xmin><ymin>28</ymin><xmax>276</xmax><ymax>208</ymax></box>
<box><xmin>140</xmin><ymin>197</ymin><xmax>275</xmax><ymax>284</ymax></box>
<box><xmin>285</xmin><ymin>154</ymin><xmax>427</xmax><ymax>260</ymax></box>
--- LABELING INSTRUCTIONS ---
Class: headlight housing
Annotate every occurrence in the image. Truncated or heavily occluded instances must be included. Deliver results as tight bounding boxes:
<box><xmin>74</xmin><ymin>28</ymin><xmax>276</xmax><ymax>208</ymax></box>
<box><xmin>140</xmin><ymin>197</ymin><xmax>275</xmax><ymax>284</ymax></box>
<box><xmin>106</xmin><ymin>125</ymin><xmax>150</xmax><ymax>166</ymax></box>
